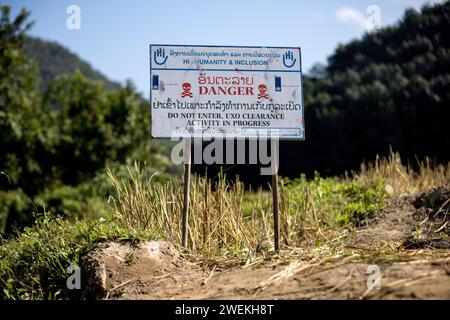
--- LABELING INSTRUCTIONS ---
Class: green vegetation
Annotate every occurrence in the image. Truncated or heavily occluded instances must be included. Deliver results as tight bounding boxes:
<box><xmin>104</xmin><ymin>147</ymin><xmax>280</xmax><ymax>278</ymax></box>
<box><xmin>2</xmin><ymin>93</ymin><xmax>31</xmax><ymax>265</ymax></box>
<box><xmin>1</xmin><ymin>2</ymin><xmax>450</xmax><ymax>300</ymax></box>
<box><xmin>0</xmin><ymin>6</ymin><xmax>179</xmax><ymax>234</ymax></box>
<box><xmin>0</xmin><ymin>214</ymin><xmax>155</xmax><ymax>299</ymax></box>
<box><xmin>0</xmin><ymin>166</ymin><xmax>384</xmax><ymax>300</ymax></box>
<box><xmin>277</xmin><ymin>1</ymin><xmax>450</xmax><ymax>177</ymax></box>
<box><xmin>283</xmin><ymin>176</ymin><xmax>386</xmax><ymax>228</ymax></box>
<box><xmin>2</xmin><ymin>2</ymin><xmax>450</xmax><ymax>232</ymax></box>
<box><xmin>2</xmin><ymin>153</ymin><xmax>449</xmax><ymax>299</ymax></box>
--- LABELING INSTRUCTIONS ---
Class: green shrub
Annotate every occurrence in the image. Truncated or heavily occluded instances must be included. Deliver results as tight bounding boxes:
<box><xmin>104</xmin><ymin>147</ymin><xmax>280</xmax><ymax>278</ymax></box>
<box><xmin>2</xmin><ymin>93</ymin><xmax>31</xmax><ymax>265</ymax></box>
<box><xmin>0</xmin><ymin>190</ymin><xmax>31</xmax><ymax>234</ymax></box>
<box><xmin>33</xmin><ymin>185</ymin><xmax>110</xmax><ymax>221</ymax></box>
<box><xmin>284</xmin><ymin>175</ymin><xmax>387</xmax><ymax>230</ymax></box>
<box><xmin>333</xmin><ymin>181</ymin><xmax>386</xmax><ymax>226</ymax></box>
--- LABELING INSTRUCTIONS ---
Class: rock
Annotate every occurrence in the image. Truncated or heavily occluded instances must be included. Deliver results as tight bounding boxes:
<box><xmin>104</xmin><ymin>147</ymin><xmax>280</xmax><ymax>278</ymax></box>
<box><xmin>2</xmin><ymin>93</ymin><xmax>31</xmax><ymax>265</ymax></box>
<box><xmin>80</xmin><ymin>240</ymin><xmax>181</xmax><ymax>299</ymax></box>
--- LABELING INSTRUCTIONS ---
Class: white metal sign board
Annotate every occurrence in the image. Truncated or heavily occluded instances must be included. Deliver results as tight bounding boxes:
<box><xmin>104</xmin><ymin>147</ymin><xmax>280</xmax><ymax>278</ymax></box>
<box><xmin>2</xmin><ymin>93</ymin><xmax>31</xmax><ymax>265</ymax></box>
<box><xmin>150</xmin><ymin>45</ymin><xmax>304</xmax><ymax>140</ymax></box>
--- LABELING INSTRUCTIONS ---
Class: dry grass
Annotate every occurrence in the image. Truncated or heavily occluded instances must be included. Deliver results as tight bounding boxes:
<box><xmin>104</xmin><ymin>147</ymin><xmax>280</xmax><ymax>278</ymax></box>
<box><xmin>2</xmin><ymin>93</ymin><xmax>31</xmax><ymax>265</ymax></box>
<box><xmin>358</xmin><ymin>152</ymin><xmax>450</xmax><ymax>195</ymax></box>
<box><xmin>107</xmin><ymin>152</ymin><xmax>450</xmax><ymax>260</ymax></box>
<box><xmin>108</xmin><ymin>164</ymin><xmax>256</xmax><ymax>257</ymax></box>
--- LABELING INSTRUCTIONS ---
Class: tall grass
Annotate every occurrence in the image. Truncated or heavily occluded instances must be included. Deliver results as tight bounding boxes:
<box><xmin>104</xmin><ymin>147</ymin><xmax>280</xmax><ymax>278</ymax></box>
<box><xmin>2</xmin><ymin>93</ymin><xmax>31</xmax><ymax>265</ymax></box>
<box><xmin>358</xmin><ymin>152</ymin><xmax>450</xmax><ymax>195</ymax></box>
<box><xmin>108</xmin><ymin>164</ymin><xmax>256</xmax><ymax>257</ymax></box>
<box><xmin>107</xmin><ymin>152</ymin><xmax>450</xmax><ymax>259</ymax></box>
<box><xmin>107</xmin><ymin>152</ymin><xmax>449</xmax><ymax>257</ymax></box>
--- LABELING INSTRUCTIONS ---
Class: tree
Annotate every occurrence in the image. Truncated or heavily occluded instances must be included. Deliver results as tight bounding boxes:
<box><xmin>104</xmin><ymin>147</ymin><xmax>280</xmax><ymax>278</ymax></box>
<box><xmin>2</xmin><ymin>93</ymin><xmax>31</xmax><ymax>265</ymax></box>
<box><xmin>0</xmin><ymin>6</ymin><xmax>54</xmax><ymax>193</ymax></box>
<box><xmin>279</xmin><ymin>1</ymin><xmax>450</xmax><ymax>177</ymax></box>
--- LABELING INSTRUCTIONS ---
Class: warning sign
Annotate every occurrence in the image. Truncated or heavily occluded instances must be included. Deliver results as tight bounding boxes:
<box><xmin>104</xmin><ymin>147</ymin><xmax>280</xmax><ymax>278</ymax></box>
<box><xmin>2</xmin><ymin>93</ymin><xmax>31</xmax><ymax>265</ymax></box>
<box><xmin>150</xmin><ymin>45</ymin><xmax>305</xmax><ymax>140</ymax></box>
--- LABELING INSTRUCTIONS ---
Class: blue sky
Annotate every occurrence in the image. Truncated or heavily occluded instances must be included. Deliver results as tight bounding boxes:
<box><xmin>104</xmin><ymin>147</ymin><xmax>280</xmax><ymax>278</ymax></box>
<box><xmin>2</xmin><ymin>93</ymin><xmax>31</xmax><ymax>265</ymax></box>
<box><xmin>3</xmin><ymin>0</ymin><xmax>443</xmax><ymax>96</ymax></box>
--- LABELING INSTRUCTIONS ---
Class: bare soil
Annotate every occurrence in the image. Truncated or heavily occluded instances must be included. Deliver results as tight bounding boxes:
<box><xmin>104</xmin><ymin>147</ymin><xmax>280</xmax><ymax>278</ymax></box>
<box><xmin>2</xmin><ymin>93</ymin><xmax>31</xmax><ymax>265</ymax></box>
<box><xmin>82</xmin><ymin>188</ymin><xmax>450</xmax><ymax>300</ymax></box>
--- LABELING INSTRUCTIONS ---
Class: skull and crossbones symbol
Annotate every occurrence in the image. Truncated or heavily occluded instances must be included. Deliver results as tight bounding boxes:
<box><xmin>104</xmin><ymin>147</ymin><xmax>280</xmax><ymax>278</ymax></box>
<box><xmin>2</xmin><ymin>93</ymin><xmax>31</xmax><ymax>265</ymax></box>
<box><xmin>181</xmin><ymin>82</ymin><xmax>193</xmax><ymax>98</ymax></box>
<box><xmin>257</xmin><ymin>84</ymin><xmax>269</xmax><ymax>99</ymax></box>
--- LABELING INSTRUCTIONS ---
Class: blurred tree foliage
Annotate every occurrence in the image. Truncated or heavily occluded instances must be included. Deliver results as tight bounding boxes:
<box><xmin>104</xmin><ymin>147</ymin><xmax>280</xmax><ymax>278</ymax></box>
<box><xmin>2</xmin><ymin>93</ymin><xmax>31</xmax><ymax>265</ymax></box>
<box><xmin>279</xmin><ymin>1</ymin><xmax>450</xmax><ymax>177</ymax></box>
<box><xmin>194</xmin><ymin>2</ymin><xmax>450</xmax><ymax>184</ymax></box>
<box><xmin>0</xmin><ymin>6</ymin><xmax>178</xmax><ymax>234</ymax></box>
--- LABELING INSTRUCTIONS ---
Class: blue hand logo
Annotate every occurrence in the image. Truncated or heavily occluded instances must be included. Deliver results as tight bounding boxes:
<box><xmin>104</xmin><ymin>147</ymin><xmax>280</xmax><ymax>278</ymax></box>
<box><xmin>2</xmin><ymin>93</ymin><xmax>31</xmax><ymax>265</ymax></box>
<box><xmin>282</xmin><ymin>51</ymin><xmax>296</xmax><ymax>68</ymax></box>
<box><xmin>153</xmin><ymin>48</ymin><xmax>168</xmax><ymax>65</ymax></box>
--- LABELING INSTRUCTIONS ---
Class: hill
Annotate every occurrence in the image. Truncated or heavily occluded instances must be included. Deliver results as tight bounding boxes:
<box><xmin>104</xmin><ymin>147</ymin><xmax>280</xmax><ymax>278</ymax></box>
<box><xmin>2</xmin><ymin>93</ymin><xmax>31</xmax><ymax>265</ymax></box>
<box><xmin>24</xmin><ymin>37</ymin><xmax>120</xmax><ymax>91</ymax></box>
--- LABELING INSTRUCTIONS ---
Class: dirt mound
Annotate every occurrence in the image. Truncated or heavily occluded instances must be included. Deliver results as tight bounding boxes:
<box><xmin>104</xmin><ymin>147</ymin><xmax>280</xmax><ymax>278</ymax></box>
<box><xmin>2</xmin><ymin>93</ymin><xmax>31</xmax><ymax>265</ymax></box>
<box><xmin>80</xmin><ymin>241</ymin><xmax>182</xmax><ymax>299</ymax></box>
<box><xmin>400</xmin><ymin>185</ymin><xmax>450</xmax><ymax>249</ymax></box>
<box><xmin>413</xmin><ymin>184</ymin><xmax>450</xmax><ymax>212</ymax></box>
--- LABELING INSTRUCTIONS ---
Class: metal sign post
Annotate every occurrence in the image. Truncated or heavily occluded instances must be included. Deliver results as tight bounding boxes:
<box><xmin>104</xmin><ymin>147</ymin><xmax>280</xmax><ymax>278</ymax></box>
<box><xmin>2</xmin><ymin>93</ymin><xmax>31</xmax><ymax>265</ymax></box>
<box><xmin>271</xmin><ymin>139</ymin><xmax>280</xmax><ymax>252</ymax></box>
<box><xmin>182</xmin><ymin>138</ymin><xmax>191</xmax><ymax>248</ymax></box>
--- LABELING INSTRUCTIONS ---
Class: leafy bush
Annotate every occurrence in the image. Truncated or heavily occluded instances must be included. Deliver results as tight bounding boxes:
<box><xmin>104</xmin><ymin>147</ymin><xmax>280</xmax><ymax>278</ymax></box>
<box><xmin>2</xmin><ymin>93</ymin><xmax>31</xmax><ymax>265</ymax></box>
<box><xmin>283</xmin><ymin>175</ymin><xmax>387</xmax><ymax>233</ymax></box>
<box><xmin>334</xmin><ymin>181</ymin><xmax>386</xmax><ymax>226</ymax></box>
<box><xmin>33</xmin><ymin>185</ymin><xmax>110</xmax><ymax>221</ymax></box>
<box><xmin>0</xmin><ymin>190</ymin><xmax>30</xmax><ymax>234</ymax></box>
<box><xmin>0</xmin><ymin>6</ymin><xmax>178</xmax><ymax>232</ymax></box>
